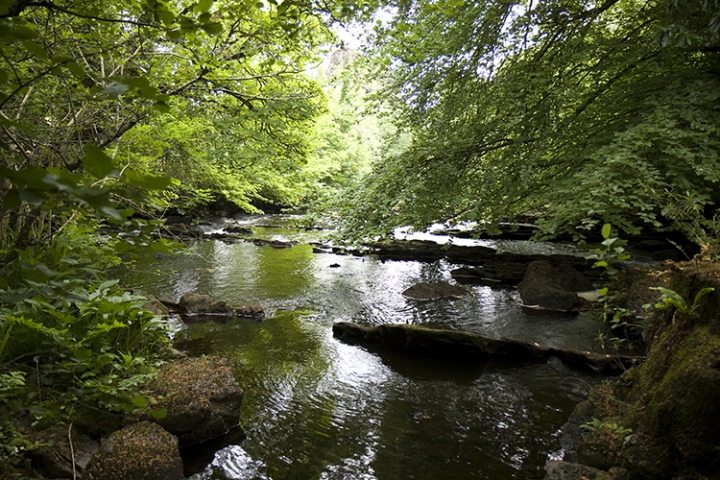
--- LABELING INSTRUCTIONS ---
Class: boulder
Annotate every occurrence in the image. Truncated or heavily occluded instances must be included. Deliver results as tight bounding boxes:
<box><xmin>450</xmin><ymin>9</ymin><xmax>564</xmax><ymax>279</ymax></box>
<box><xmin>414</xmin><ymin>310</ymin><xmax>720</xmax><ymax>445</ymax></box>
<box><xmin>517</xmin><ymin>260</ymin><xmax>595</xmax><ymax>311</ymax></box>
<box><xmin>401</xmin><ymin>281</ymin><xmax>470</xmax><ymax>301</ymax></box>
<box><xmin>332</xmin><ymin>322</ymin><xmax>642</xmax><ymax>373</ymax></box>
<box><xmin>83</xmin><ymin>421</ymin><xmax>183</xmax><ymax>480</ymax></box>
<box><xmin>143</xmin><ymin>294</ymin><xmax>169</xmax><ymax>316</ymax></box>
<box><xmin>148</xmin><ymin>357</ymin><xmax>243</xmax><ymax>447</ymax></box>
<box><xmin>177</xmin><ymin>292</ymin><xmax>265</xmax><ymax>320</ymax></box>
<box><xmin>30</xmin><ymin>426</ymin><xmax>99</xmax><ymax>479</ymax></box>
<box><xmin>178</xmin><ymin>293</ymin><xmax>233</xmax><ymax>314</ymax></box>
<box><xmin>544</xmin><ymin>461</ymin><xmax>615</xmax><ymax>480</ymax></box>
<box><xmin>371</xmin><ymin>239</ymin><xmax>496</xmax><ymax>263</ymax></box>
<box><xmin>620</xmin><ymin>433</ymin><xmax>672</xmax><ymax>480</ymax></box>
<box><xmin>225</xmin><ymin>224</ymin><xmax>253</xmax><ymax>235</ymax></box>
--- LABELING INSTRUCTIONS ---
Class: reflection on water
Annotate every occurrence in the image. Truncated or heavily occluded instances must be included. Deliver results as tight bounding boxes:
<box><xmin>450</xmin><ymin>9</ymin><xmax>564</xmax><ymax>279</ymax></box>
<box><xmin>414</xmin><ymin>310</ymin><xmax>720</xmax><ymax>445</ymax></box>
<box><xmin>118</xmin><ymin>224</ymin><xmax>607</xmax><ymax>480</ymax></box>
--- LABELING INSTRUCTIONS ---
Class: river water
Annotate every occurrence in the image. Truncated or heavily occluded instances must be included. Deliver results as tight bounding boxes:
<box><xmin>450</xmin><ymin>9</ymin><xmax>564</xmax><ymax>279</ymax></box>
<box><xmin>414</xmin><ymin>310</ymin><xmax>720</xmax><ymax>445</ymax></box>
<box><xmin>119</xmin><ymin>215</ymin><xmax>610</xmax><ymax>480</ymax></box>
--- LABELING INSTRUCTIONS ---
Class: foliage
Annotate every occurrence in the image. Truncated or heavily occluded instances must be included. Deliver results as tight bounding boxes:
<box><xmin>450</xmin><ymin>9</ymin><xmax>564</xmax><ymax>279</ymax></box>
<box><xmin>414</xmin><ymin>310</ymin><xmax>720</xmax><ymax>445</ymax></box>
<box><xmin>650</xmin><ymin>286</ymin><xmax>715</xmax><ymax>317</ymax></box>
<box><xmin>337</xmin><ymin>0</ymin><xmax>720</xmax><ymax>243</ymax></box>
<box><xmin>591</xmin><ymin>224</ymin><xmax>635</xmax><ymax>354</ymax></box>
<box><xmin>305</xmin><ymin>50</ymin><xmax>411</xmax><ymax>222</ymax></box>
<box><xmin>662</xmin><ymin>190</ymin><xmax>720</xmax><ymax>260</ymax></box>
<box><xmin>0</xmin><ymin>231</ymin><xmax>172</xmax><ymax>413</ymax></box>
<box><xmin>580</xmin><ymin>417</ymin><xmax>633</xmax><ymax>438</ymax></box>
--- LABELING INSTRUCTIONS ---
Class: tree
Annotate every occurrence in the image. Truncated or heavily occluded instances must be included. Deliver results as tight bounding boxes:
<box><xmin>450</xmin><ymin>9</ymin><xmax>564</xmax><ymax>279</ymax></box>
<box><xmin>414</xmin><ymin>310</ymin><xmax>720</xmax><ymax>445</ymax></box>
<box><xmin>339</xmin><ymin>0</ymin><xmax>720</xmax><ymax>242</ymax></box>
<box><xmin>0</xmin><ymin>0</ymin><xmax>362</xmax><ymax>469</ymax></box>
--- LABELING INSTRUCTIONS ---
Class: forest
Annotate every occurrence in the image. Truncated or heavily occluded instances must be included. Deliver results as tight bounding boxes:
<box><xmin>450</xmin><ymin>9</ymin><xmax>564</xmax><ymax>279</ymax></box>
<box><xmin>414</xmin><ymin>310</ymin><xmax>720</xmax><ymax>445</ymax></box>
<box><xmin>1</xmin><ymin>0</ymin><xmax>719</xmax><ymax>477</ymax></box>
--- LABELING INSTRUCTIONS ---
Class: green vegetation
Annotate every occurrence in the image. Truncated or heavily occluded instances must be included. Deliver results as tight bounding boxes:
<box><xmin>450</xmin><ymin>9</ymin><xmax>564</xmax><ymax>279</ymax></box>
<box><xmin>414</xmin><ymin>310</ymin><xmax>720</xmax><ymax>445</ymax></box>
<box><xmin>337</xmin><ymin>0</ymin><xmax>720</xmax><ymax>243</ymax></box>
<box><xmin>0</xmin><ymin>0</ymin><xmax>374</xmax><ymax>472</ymax></box>
<box><xmin>1</xmin><ymin>0</ymin><xmax>720</xmax><ymax>474</ymax></box>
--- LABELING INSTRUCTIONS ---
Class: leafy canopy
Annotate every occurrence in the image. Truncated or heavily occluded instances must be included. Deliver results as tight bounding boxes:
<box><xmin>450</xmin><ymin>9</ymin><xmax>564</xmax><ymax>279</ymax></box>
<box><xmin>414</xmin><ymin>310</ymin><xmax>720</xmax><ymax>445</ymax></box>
<box><xmin>338</xmin><ymin>0</ymin><xmax>720</xmax><ymax>242</ymax></box>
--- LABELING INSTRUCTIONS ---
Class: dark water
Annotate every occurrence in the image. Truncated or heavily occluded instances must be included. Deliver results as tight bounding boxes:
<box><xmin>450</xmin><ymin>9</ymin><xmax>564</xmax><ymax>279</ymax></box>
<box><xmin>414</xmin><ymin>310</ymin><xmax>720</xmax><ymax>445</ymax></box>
<box><xmin>119</xmin><ymin>216</ymin><xmax>609</xmax><ymax>480</ymax></box>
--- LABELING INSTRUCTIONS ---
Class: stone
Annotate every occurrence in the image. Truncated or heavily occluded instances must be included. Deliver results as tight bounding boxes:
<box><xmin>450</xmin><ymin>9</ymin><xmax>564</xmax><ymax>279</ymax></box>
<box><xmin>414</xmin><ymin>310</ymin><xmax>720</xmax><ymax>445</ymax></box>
<box><xmin>225</xmin><ymin>224</ymin><xmax>253</xmax><ymax>235</ymax></box>
<box><xmin>401</xmin><ymin>281</ymin><xmax>470</xmax><ymax>301</ymax></box>
<box><xmin>620</xmin><ymin>433</ymin><xmax>672</xmax><ymax>480</ymax></box>
<box><xmin>517</xmin><ymin>260</ymin><xmax>594</xmax><ymax>311</ymax></box>
<box><xmin>148</xmin><ymin>357</ymin><xmax>243</xmax><ymax>447</ymax></box>
<box><xmin>332</xmin><ymin>322</ymin><xmax>642</xmax><ymax>373</ymax></box>
<box><xmin>178</xmin><ymin>292</ymin><xmax>230</xmax><ymax>314</ymax></box>
<box><xmin>577</xmin><ymin>441</ymin><xmax>616</xmax><ymax>470</ymax></box>
<box><xmin>143</xmin><ymin>294</ymin><xmax>169</xmax><ymax>315</ymax></box>
<box><xmin>177</xmin><ymin>292</ymin><xmax>264</xmax><ymax>319</ymax></box>
<box><xmin>30</xmin><ymin>426</ymin><xmax>99</xmax><ymax>479</ymax></box>
<box><xmin>544</xmin><ymin>461</ymin><xmax>613</xmax><ymax>480</ymax></box>
<box><xmin>83</xmin><ymin>421</ymin><xmax>183</xmax><ymax>480</ymax></box>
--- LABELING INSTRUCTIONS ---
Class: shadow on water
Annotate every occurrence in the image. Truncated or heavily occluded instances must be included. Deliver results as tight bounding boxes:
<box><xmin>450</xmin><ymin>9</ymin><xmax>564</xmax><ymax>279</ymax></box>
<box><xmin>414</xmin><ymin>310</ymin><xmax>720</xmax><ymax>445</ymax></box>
<box><xmin>116</xmin><ymin>224</ymin><xmax>613</xmax><ymax>480</ymax></box>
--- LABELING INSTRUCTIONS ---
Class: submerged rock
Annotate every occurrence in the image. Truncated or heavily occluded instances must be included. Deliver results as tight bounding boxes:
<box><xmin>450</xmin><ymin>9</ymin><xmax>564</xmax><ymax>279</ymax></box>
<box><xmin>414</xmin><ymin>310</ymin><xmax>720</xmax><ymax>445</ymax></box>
<box><xmin>147</xmin><ymin>356</ymin><xmax>244</xmax><ymax>447</ymax></box>
<box><xmin>402</xmin><ymin>281</ymin><xmax>470</xmax><ymax>301</ymax></box>
<box><xmin>83</xmin><ymin>421</ymin><xmax>183</xmax><ymax>480</ymax></box>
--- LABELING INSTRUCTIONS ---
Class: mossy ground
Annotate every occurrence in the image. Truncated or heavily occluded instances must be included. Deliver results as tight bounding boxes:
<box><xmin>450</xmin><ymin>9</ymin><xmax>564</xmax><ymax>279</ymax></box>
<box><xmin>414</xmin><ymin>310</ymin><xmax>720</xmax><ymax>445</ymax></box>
<box><xmin>579</xmin><ymin>262</ymin><xmax>720</xmax><ymax>479</ymax></box>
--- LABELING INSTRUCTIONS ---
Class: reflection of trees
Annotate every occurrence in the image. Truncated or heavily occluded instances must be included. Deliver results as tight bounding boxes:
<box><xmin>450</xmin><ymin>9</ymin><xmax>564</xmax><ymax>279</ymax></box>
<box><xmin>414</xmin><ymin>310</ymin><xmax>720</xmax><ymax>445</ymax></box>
<box><xmin>253</xmin><ymin>245</ymin><xmax>316</xmax><ymax>300</ymax></box>
<box><xmin>193</xmin><ymin>309</ymin><xmax>340</xmax><ymax>479</ymax></box>
<box><xmin>370</xmin><ymin>369</ymin><xmax>569</xmax><ymax>480</ymax></box>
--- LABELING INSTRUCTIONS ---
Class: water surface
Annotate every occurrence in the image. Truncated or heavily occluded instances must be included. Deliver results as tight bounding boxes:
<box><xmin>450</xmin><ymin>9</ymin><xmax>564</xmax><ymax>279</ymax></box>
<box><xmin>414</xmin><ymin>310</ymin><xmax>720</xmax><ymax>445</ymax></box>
<box><xmin>120</xmin><ymin>218</ymin><xmax>608</xmax><ymax>480</ymax></box>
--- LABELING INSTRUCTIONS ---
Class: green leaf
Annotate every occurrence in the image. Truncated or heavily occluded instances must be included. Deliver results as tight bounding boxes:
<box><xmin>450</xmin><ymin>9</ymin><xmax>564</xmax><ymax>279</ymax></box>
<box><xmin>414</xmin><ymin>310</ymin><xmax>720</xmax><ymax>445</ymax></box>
<box><xmin>2</xmin><ymin>189</ymin><xmax>21</xmax><ymax>210</ymax></box>
<box><xmin>0</xmin><ymin>0</ymin><xmax>12</xmax><ymax>15</ymax></box>
<box><xmin>131</xmin><ymin>395</ymin><xmax>148</xmax><ymax>408</ymax></box>
<box><xmin>149</xmin><ymin>407</ymin><xmax>167</xmax><ymax>419</ymax></box>
<box><xmin>153</xmin><ymin>101</ymin><xmax>171</xmax><ymax>113</ymax></box>
<box><xmin>104</xmin><ymin>82</ymin><xmax>129</xmax><ymax>97</ymax></box>
<box><xmin>66</xmin><ymin>61</ymin><xmax>85</xmax><ymax>79</ymax></box>
<box><xmin>12</xmin><ymin>25</ymin><xmax>38</xmax><ymax>40</ymax></box>
<box><xmin>197</xmin><ymin>0</ymin><xmax>214</xmax><ymax>13</ymax></box>
<box><xmin>73</xmin><ymin>348</ymin><xmax>92</xmax><ymax>360</ymax></box>
<box><xmin>200</xmin><ymin>22</ymin><xmax>223</xmax><ymax>35</ymax></box>
<box><xmin>82</xmin><ymin>144</ymin><xmax>115</xmax><ymax>179</ymax></box>
<box><xmin>166</xmin><ymin>29</ymin><xmax>184</xmax><ymax>40</ymax></box>
<box><xmin>122</xmin><ymin>169</ymin><xmax>174</xmax><ymax>190</ymax></box>
<box><xmin>23</xmin><ymin>40</ymin><xmax>47</xmax><ymax>59</ymax></box>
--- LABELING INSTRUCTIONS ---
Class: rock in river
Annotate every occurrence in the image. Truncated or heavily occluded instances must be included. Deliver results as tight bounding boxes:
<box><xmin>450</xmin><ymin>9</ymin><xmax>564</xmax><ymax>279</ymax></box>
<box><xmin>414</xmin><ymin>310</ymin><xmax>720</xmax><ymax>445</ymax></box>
<box><xmin>517</xmin><ymin>260</ymin><xmax>596</xmax><ymax>311</ymax></box>
<box><xmin>147</xmin><ymin>356</ymin><xmax>244</xmax><ymax>447</ymax></box>
<box><xmin>83</xmin><ymin>421</ymin><xmax>183</xmax><ymax>480</ymax></box>
<box><xmin>402</xmin><ymin>281</ymin><xmax>470</xmax><ymax>301</ymax></box>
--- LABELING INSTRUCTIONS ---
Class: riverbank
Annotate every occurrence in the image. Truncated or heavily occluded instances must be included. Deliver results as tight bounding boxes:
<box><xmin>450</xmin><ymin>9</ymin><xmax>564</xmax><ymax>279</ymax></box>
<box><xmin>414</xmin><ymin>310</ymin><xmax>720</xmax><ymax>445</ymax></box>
<box><xmin>546</xmin><ymin>261</ymin><xmax>720</xmax><ymax>480</ymax></box>
<box><xmin>6</xmin><ymin>220</ymin><xmax>716</xmax><ymax>479</ymax></box>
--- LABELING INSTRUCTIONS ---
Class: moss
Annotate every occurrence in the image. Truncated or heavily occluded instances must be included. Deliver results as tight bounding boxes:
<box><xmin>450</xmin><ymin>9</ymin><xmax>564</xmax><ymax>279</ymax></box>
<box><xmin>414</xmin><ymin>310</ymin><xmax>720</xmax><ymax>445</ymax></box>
<box><xmin>568</xmin><ymin>263</ymin><xmax>720</xmax><ymax>479</ymax></box>
<box><xmin>635</xmin><ymin>324</ymin><xmax>720</xmax><ymax>468</ymax></box>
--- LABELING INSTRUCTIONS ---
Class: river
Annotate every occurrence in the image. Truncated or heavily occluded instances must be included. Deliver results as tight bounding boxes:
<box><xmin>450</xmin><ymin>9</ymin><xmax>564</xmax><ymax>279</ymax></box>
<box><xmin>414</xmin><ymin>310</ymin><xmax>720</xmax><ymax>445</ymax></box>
<box><xmin>119</xmin><ymin>215</ymin><xmax>609</xmax><ymax>480</ymax></box>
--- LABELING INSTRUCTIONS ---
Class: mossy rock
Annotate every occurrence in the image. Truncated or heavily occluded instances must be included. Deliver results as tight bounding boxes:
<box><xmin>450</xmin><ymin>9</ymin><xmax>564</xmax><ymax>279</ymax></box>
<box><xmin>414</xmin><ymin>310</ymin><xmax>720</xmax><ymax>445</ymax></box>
<box><xmin>147</xmin><ymin>356</ymin><xmax>243</xmax><ymax>447</ymax></box>
<box><xmin>633</xmin><ymin>324</ymin><xmax>720</xmax><ymax>471</ymax></box>
<box><xmin>83</xmin><ymin>421</ymin><xmax>183</xmax><ymax>480</ymax></box>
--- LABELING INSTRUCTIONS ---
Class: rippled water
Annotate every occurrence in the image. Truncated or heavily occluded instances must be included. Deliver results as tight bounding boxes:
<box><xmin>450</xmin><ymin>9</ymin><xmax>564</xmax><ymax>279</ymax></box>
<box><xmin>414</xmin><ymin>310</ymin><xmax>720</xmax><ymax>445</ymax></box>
<box><xmin>119</xmin><ymin>216</ymin><xmax>609</xmax><ymax>480</ymax></box>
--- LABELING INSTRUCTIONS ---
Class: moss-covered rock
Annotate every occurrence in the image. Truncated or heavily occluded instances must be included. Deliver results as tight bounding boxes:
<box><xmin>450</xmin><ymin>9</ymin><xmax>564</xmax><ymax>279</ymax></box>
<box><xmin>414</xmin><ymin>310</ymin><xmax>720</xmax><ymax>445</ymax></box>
<box><xmin>629</xmin><ymin>324</ymin><xmax>720</xmax><ymax>471</ymax></box>
<box><xmin>83</xmin><ymin>421</ymin><xmax>183</xmax><ymax>480</ymax></box>
<box><xmin>555</xmin><ymin>263</ymin><xmax>720</xmax><ymax>479</ymax></box>
<box><xmin>147</xmin><ymin>356</ymin><xmax>243</xmax><ymax>447</ymax></box>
